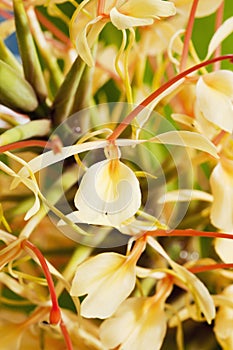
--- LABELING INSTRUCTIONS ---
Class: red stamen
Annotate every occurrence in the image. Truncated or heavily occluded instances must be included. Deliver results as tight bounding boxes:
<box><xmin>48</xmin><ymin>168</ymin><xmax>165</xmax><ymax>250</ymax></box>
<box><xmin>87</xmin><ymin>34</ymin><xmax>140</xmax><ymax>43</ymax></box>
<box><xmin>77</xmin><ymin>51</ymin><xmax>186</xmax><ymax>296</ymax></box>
<box><xmin>0</xmin><ymin>140</ymin><xmax>52</xmax><ymax>153</ymax></box>
<box><xmin>22</xmin><ymin>240</ymin><xmax>61</xmax><ymax>325</ymax></box>
<box><xmin>107</xmin><ymin>54</ymin><xmax>233</xmax><ymax>141</ymax></box>
<box><xmin>60</xmin><ymin>319</ymin><xmax>74</xmax><ymax>350</ymax></box>
<box><xmin>148</xmin><ymin>228</ymin><xmax>233</xmax><ymax>240</ymax></box>
<box><xmin>189</xmin><ymin>262</ymin><xmax>233</xmax><ymax>274</ymax></box>
<box><xmin>180</xmin><ymin>0</ymin><xmax>199</xmax><ymax>71</ymax></box>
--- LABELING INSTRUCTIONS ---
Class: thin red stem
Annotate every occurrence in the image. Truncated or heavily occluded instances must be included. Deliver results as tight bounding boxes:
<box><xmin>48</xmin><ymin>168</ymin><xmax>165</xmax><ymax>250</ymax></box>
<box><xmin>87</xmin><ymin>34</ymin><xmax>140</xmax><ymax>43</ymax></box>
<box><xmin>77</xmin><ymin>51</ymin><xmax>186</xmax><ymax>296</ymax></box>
<box><xmin>180</xmin><ymin>0</ymin><xmax>199</xmax><ymax>71</ymax></box>
<box><xmin>22</xmin><ymin>240</ymin><xmax>61</xmax><ymax>325</ymax></box>
<box><xmin>107</xmin><ymin>54</ymin><xmax>233</xmax><ymax>141</ymax></box>
<box><xmin>189</xmin><ymin>262</ymin><xmax>233</xmax><ymax>274</ymax></box>
<box><xmin>0</xmin><ymin>140</ymin><xmax>52</xmax><ymax>153</ymax></box>
<box><xmin>213</xmin><ymin>1</ymin><xmax>224</xmax><ymax>70</ymax></box>
<box><xmin>60</xmin><ymin>320</ymin><xmax>74</xmax><ymax>350</ymax></box>
<box><xmin>148</xmin><ymin>228</ymin><xmax>233</xmax><ymax>240</ymax></box>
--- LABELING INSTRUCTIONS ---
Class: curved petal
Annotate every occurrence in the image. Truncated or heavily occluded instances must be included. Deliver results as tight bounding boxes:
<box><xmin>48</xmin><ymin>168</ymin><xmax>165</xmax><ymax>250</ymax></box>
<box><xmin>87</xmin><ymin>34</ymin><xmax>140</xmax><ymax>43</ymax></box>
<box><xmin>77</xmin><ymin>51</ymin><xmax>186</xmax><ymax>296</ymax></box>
<box><xmin>70</xmin><ymin>252</ymin><xmax>136</xmax><ymax>318</ymax></box>
<box><xmin>100</xmin><ymin>296</ymin><xmax>167</xmax><ymax>350</ymax></box>
<box><xmin>110</xmin><ymin>7</ymin><xmax>153</xmax><ymax>30</ymax></box>
<box><xmin>74</xmin><ymin>159</ymin><xmax>141</xmax><ymax>226</ymax></box>
<box><xmin>119</xmin><ymin>0</ymin><xmax>176</xmax><ymax>18</ymax></box>
<box><xmin>215</xmin><ymin>238</ymin><xmax>233</xmax><ymax>263</ymax></box>
<box><xmin>206</xmin><ymin>17</ymin><xmax>233</xmax><ymax>59</ymax></box>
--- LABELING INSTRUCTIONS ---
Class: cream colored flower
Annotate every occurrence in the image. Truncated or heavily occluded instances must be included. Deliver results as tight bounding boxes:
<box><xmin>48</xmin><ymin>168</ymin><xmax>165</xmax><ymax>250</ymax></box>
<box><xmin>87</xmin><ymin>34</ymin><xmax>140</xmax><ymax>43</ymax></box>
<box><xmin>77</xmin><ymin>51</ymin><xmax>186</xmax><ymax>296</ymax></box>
<box><xmin>71</xmin><ymin>0</ymin><xmax>176</xmax><ymax>66</ymax></box>
<box><xmin>70</xmin><ymin>239</ymin><xmax>145</xmax><ymax>318</ymax></box>
<box><xmin>196</xmin><ymin>71</ymin><xmax>233</xmax><ymax>133</ymax></box>
<box><xmin>100</xmin><ymin>277</ymin><xmax>172</xmax><ymax>350</ymax></box>
<box><xmin>172</xmin><ymin>0</ymin><xmax>223</xmax><ymax>18</ymax></box>
<box><xmin>210</xmin><ymin>159</ymin><xmax>233</xmax><ymax>232</ymax></box>
<box><xmin>214</xmin><ymin>285</ymin><xmax>233</xmax><ymax>350</ymax></box>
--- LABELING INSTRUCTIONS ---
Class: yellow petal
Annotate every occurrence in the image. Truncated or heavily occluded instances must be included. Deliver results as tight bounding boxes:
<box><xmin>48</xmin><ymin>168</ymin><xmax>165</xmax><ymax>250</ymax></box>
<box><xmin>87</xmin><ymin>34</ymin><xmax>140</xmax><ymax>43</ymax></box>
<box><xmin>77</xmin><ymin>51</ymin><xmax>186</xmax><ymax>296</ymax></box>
<box><xmin>100</xmin><ymin>296</ymin><xmax>167</xmax><ymax>350</ymax></box>
<box><xmin>210</xmin><ymin>161</ymin><xmax>233</xmax><ymax>232</ymax></box>
<box><xmin>214</xmin><ymin>285</ymin><xmax>233</xmax><ymax>350</ymax></box>
<box><xmin>147</xmin><ymin>237</ymin><xmax>215</xmax><ymax>324</ymax></box>
<box><xmin>74</xmin><ymin>159</ymin><xmax>141</xmax><ymax>226</ymax></box>
<box><xmin>110</xmin><ymin>7</ymin><xmax>153</xmax><ymax>30</ymax></box>
<box><xmin>70</xmin><ymin>252</ymin><xmax>136</xmax><ymax>318</ymax></box>
<box><xmin>119</xmin><ymin>0</ymin><xmax>176</xmax><ymax>19</ymax></box>
<box><xmin>215</xmin><ymin>238</ymin><xmax>233</xmax><ymax>263</ymax></box>
<box><xmin>196</xmin><ymin>72</ymin><xmax>233</xmax><ymax>133</ymax></box>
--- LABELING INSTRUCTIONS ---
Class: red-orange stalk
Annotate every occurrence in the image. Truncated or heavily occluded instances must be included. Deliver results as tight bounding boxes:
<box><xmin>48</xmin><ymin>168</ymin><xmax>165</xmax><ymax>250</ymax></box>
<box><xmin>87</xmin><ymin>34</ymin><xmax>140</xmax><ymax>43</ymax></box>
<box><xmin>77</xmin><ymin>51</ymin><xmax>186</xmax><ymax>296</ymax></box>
<box><xmin>148</xmin><ymin>228</ymin><xmax>233</xmax><ymax>240</ymax></box>
<box><xmin>180</xmin><ymin>0</ymin><xmax>199</xmax><ymax>71</ymax></box>
<box><xmin>0</xmin><ymin>140</ymin><xmax>52</xmax><ymax>153</ymax></box>
<box><xmin>22</xmin><ymin>240</ymin><xmax>74</xmax><ymax>349</ymax></box>
<box><xmin>213</xmin><ymin>1</ymin><xmax>224</xmax><ymax>70</ymax></box>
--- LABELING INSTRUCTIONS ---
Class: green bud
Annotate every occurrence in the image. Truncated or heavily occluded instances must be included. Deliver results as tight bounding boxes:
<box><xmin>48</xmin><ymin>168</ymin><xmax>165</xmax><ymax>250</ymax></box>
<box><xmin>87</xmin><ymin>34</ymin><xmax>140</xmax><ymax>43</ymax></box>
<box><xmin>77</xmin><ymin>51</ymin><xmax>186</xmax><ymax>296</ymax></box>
<box><xmin>0</xmin><ymin>119</ymin><xmax>50</xmax><ymax>146</ymax></box>
<box><xmin>13</xmin><ymin>0</ymin><xmax>47</xmax><ymax>101</ymax></box>
<box><xmin>0</xmin><ymin>60</ymin><xmax>38</xmax><ymax>112</ymax></box>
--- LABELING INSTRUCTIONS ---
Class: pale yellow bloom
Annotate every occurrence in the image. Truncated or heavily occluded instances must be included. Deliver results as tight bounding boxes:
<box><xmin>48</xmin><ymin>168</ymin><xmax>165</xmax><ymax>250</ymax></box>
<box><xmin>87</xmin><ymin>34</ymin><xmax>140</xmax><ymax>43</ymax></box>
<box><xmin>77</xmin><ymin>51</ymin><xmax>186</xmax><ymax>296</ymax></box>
<box><xmin>171</xmin><ymin>0</ymin><xmax>223</xmax><ymax>18</ymax></box>
<box><xmin>71</xmin><ymin>0</ymin><xmax>176</xmax><ymax>66</ymax></box>
<box><xmin>70</xmin><ymin>239</ymin><xmax>145</xmax><ymax>318</ymax></box>
<box><xmin>210</xmin><ymin>159</ymin><xmax>233</xmax><ymax>232</ymax></box>
<box><xmin>100</xmin><ymin>277</ymin><xmax>172</xmax><ymax>350</ymax></box>
<box><xmin>196</xmin><ymin>71</ymin><xmax>233</xmax><ymax>133</ymax></box>
<box><xmin>214</xmin><ymin>285</ymin><xmax>233</xmax><ymax>350</ymax></box>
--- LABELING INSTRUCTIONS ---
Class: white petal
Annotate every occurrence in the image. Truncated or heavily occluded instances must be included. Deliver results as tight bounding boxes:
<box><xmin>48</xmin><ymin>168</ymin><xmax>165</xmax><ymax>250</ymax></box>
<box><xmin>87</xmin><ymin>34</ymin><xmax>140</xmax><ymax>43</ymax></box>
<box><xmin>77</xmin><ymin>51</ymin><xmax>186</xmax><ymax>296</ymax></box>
<box><xmin>74</xmin><ymin>159</ymin><xmax>141</xmax><ymax>226</ymax></box>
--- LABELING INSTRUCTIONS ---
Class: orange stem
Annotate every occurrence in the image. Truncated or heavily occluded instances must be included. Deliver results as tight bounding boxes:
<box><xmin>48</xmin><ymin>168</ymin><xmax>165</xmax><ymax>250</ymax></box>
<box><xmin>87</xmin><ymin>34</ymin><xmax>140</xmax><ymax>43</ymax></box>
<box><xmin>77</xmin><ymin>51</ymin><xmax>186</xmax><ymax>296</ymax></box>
<box><xmin>0</xmin><ymin>140</ymin><xmax>52</xmax><ymax>153</ymax></box>
<box><xmin>213</xmin><ymin>1</ymin><xmax>224</xmax><ymax>70</ymax></box>
<box><xmin>189</xmin><ymin>262</ymin><xmax>233</xmax><ymax>274</ymax></box>
<box><xmin>180</xmin><ymin>0</ymin><xmax>199</xmax><ymax>71</ymax></box>
<box><xmin>148</xmin><ymin>228</ymin><xmax>233</xmax><ymax>240</ymax></box>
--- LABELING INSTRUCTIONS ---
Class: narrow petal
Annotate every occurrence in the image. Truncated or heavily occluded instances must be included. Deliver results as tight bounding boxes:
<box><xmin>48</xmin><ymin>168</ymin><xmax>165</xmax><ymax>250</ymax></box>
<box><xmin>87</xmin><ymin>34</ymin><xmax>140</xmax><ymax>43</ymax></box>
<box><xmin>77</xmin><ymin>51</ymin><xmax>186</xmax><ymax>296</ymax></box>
<box><xmin>147</xmin><ymin>237</ymin><xmax>215</xmax><ymax>324</ymax></box>
<box><xmin>206</xmin><ymin>17</ymin><xmax>233</xmax><ymax>59</ymax></box>
<box><xmin>152</xmin><ymin>130</ymin><xmax>219</xmax><ymax>158</ymax></box>
<box><xmin>158</xmin><ymin>189</ymin><xmax>213</xmax><ymax>203</ymax></box>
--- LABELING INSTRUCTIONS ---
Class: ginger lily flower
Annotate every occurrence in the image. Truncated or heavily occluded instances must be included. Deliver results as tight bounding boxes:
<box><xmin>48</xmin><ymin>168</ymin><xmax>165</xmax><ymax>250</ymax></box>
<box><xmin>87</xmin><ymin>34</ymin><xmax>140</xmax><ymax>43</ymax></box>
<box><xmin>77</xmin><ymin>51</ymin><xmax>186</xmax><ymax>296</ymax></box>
<box><xmin>100</xmin><ymin>277</ymin><xmax>172</xmax><ymax>350</ymax></box>
<box><xmin>196</xmin><ymin>70</ymin><xmax>233</xmax><ymax>133</ymax></box>
<box><xmin>63</xmin><ymin>144</ymin><xmax>141</xmax><ymax>227</ymax></box>
<box><xmin>70</xmin><ymin>238</ymin><xmax>146</xmax><ymax>318</ymax></box>
<box><xmin>214</xmin><ymin>285</ymin><xmax>233</xmax><ymax>350</ymax></box>
<box><xmin>71</xmin><ymin>0</ymin><xmax>176</xmax><ymax>66</ymax></box>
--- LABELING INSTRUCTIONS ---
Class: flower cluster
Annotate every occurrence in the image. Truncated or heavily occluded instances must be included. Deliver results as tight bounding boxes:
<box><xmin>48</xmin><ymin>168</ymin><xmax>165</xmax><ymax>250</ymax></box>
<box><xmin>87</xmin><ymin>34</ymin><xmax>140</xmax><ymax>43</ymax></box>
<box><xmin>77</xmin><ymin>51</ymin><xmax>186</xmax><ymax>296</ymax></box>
<box><xmin>0</xmin><ymin>0</ymin><xmax>233</xmax><ymax>349</ymax></box>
